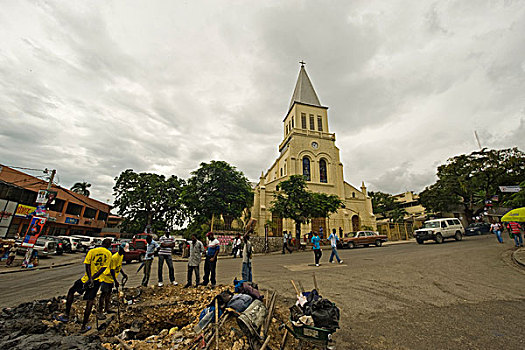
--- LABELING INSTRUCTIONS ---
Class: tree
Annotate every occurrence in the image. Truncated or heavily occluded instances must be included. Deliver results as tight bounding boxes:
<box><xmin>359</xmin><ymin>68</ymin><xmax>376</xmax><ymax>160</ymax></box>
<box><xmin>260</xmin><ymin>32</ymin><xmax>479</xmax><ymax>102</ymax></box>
<box><xmin>113</xmin><ymin>169</ymin><xmax>186</xmax><ymax>233</ymax></box>
<box><xmin>70</xmin><ymin>182</ymin><xmax>91</xmax><ymax>197</ymax></box>
<box><xmin>182</xmin><ymin>161</ymin><xmax>253</xmax><ymax>235</ymax></box>
<box><xmin>270</xmin><ymin>175</ymin><xmax>342</xmax><ymax>239</ymax></box>
<box><xmin>368</xmin><ymin>191</ymin><xmax>406</xmax><ymax>223</ymax></box>
<box><xmin>420</xmin><ymin>148</ymin><xmax>525</xmax><ymax>223</ymax></box>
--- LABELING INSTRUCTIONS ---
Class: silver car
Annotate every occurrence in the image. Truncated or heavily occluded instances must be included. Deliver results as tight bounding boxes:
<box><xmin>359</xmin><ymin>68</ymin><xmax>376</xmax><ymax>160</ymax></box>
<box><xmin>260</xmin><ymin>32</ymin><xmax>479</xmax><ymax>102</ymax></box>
<box><xmin>17</xmin><ymin>237</ymin><xmax>57</xmax><ymax>257</ymax></box>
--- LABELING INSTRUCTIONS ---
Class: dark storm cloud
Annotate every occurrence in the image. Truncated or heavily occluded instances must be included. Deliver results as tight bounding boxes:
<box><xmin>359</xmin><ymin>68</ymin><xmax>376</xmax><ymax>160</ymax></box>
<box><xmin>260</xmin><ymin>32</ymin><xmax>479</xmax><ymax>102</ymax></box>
<box><xmin>1</xmin><ymin>0</ymin><xmax>524</xmax><ymax>203</ymax></box>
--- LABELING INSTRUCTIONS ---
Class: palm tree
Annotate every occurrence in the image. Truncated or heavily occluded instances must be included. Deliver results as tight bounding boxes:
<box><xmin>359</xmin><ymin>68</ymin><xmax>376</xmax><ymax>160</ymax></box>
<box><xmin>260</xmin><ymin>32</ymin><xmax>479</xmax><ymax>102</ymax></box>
<box><xmin>71</xmin><ymin>182</ymin><xmax>91</xmax><ymax>197</ymax></box>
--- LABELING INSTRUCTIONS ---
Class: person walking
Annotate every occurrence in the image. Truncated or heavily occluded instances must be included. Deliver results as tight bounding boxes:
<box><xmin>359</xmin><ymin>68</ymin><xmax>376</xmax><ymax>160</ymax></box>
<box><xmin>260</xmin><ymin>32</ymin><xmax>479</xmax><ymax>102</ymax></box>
<box><xmin>158</xmin><ymin>231</ymin><xmax>177</xmax><ymax>287</ymax></box>
<box><xmin>202</xmin><ymin>232</ymin><xmax>220</xmax><ymax>288</ymax></box>
<box><xmin>97</xmin><ymin>244</ymin><xmax>128</xmax><ymax>319</ymax></box>
<box><xmin>141</xmin><ymin>235</ymin><xmax>159</xmax><ymax>287</ymax></box>
<box><xmin>242</xmin><ymin>233</ymin><xmax>253</xmax><ymax>282</ymax></box>
<box><xmin>184</xmin><ymin>234</ymin><xmax>204</xmax><ymax>288</ymax></box>
<box><xmin>5</xmin><ymin>245</ymin><xmax>17</xmax><ymax>266</ymax></box>
<box><xmin>509</xmin><ymin>221</ymin><xmax>524</xmax><ymax>247</ymax></box>
<box><xmin>490</xmin><ymin>221</ymin><xmax>504</xmax><ymax>244</ymax></box>
<box><xmin>232</xmin><ymin>234</ymin><xmax>242</xmax><ymax>258</ymax></box>
<box><xmin>282</xmin><ymin>231</ymin><xmax>292</xmax><ymax>254</ymax></box>
<box><xmin>311</xmin><ymin>231</ymin><xmax>322</xmax><ymax>267</ymax></box>
<box><xmin>56</xmin><ymin>239</ymin><xmax>112</xmax><ymax>332</ymax></box>
<box><xmin>328</xmin><ymin>228</ymin><xmax>343</xmax><ymax>264</ymax></box>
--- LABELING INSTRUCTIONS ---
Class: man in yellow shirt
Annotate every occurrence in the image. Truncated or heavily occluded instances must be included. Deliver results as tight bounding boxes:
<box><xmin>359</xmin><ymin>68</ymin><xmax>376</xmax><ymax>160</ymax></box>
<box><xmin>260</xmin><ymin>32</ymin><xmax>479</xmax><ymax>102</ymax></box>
<box><xmin>97</xmin><ymin>244</ymin><xmax>128</xmax><ymax>319</ymax></box>
<box><xmin>56</xmin><ymin>238</ymin><xmax>112</xmax><ymax>332</ymax></box>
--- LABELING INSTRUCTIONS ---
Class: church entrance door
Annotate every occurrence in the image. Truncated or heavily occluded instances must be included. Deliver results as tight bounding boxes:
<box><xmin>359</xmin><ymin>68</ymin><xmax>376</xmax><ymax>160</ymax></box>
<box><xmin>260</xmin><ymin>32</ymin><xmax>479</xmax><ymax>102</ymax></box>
<box><xmin>352</xmin><ymin>215</ymin><xmax>360</xmax><ymax>232</ymax></box>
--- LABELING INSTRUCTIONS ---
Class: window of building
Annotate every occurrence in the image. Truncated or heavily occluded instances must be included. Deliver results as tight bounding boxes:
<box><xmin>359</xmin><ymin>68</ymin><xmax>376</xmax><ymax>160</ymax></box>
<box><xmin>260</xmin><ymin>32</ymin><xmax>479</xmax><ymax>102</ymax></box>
<box><xmin>309</xmin><ymin>114</ymin><xmax>315</xmax><ymax>130</ymax></box>
<box><xmin>280</xmin><ymin>168</ymin><xmax>283</xmax><ymax>177</ymax></box>
<box><xmin>302</xmin><ymin>157</ymin><xmax>311</xmax><ymax>181</ymax></box>
<box><xmin>83</xmin><ymin>207</ymin><xmax>97</xmax><ymax>219</ymax></box>
<box><xmin>301</xmin><ymin>113</ymin><xmax>307</xmax><ymax>129</ymax></box>
<box><xmin>97</xmin><ymin>211</ymin><xmax>108</xmax><ymax>221</ymax></box>
<box><xmin>286</xmin><ymin>125</ymin><xmax>289</xmax><ymax>134</ymax></box>
<box><xmin>48</xmin><ymin>198</ymin><xmax>65</xmax><ymax>213</ymax></box>
<box><xmin>317</xmin><ymin>116</ymin><xmax>323</xmax><ymax>131</ymax></box>
<box><xmin>352</xmin><ymin>192</ymin><xmax>355</xmax><ymax>198</ymax></box>
<box><xmin>291</xmin><ymin>117</ymin><xmax>294</xmax><ymax>128</ymax></box>
<box><xmin>65</xmin><ymin>202</ymin><xmax>83</xmax><ymax>216</ymax></box>
<box><xmin>319</xmin><ymin>159</ymin><xmax>327</xmax><ymax>183</ymax></box>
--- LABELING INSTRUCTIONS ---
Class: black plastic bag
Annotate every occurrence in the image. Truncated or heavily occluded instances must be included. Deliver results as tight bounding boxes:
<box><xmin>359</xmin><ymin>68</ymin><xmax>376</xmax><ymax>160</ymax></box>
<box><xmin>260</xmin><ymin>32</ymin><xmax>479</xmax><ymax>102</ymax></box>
<box><xmin>310</xmin><ymin>298</ymin><xmax>340</xmax><ymax>332</ymax></box>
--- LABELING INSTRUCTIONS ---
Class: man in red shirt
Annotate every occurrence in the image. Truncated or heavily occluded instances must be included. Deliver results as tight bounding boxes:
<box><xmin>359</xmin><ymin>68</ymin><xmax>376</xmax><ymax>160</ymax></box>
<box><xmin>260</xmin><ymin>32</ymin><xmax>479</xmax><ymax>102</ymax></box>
<box><xmin>509</xmin><ymin>222</ymin><xmax>523</xmax><ymax>247</ymax></box>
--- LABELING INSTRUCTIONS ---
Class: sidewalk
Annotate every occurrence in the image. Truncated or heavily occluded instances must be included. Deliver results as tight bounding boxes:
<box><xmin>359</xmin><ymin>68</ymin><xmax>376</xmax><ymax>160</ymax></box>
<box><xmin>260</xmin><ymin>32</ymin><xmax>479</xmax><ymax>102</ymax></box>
<box><xmin>512</xmin><ymin>247</ymin><xmax>525</xmax><ymax>268</ymax></box>
<box><xmin>0</xmin><ymin>253</ymin><xmax>84</xmax><ymax>275</ymax></box>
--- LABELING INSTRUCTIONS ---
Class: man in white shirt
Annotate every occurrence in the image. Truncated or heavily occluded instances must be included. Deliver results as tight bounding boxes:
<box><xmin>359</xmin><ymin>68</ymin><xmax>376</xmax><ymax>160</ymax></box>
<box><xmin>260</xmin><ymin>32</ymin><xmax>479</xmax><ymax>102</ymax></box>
<box><xmin>202</xmin><ymin>232</ymin><xmax>220</xmax><ymax>288</ymax></box>
<box><xmin>328</xmin><ymin>228</ymin><xmax>343</xmax><ymax>264</ymax></box>
<box><xmin>490</xmin><ymin>222</ymin><xmax>503</xmax><ymax>244</ymax></box>
<box><xmin>158</xmin><ymin>231</ymin><xmax>177</xmax><ymax>286</ymax></box>
<box><xmin>282</xmin><ymin>231</ymin><xmax>292</xmax><ymax>254</ymax></box>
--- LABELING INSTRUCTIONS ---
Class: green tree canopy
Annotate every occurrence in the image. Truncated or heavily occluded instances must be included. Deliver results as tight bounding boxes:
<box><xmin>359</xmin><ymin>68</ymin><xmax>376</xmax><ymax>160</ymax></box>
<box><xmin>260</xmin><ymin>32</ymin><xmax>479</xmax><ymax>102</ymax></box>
<box><xmin>182</xmin><ymin>160</ymin><xmax>253</xmax><ymax>230</ymax></box>
<box><xmin>420</xmin><ymin>148</ymin><xmax>525</xmax><ymax>222</ymax></box>
<box><xmin>270</xmin><ymin>175</ymin><xmax>342</xmax><ymax>234</ymax></box>
<box><xmin>70</xmin><ymin>182</ymin><xmax>91</xmax><ymax>197</ymax></box>
<box><xmin>368</xmin><ymin>191</ymin><xmax>406</xmax><ymax>223</ymax></box>
<box><xmin>113</xmin><ymin>169</ymin><xmax>186</xmax><ymax>233</ymax></box>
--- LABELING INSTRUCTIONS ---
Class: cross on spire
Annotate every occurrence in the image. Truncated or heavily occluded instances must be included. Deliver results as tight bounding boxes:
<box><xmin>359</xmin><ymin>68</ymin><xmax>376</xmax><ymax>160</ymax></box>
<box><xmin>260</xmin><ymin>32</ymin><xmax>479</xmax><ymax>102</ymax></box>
<box><xmin>299</xmin><ymin>60</ymin><xmax>306</xmax><ymax>67</ymax></box>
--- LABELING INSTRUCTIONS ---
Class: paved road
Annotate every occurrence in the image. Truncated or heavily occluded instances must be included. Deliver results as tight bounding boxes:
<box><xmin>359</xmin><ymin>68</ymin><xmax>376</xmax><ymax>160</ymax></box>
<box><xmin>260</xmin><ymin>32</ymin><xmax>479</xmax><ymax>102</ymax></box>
<box><xmin>1</xmin><ymin>234</ymin><xmax>524</xmax><ymax>349</ymax></box>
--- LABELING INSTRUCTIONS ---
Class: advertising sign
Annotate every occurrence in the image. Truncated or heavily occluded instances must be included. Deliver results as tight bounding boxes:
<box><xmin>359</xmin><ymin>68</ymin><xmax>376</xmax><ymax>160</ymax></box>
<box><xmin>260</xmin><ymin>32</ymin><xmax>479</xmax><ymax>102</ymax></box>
<box><xmin>65</xmin><ymin>217</ymin><xmax>79</xmax><ymax>224</ymax></box>
<box><xmin>0</xmin><ymin>199</ymin><xmax>18</xmax><ymax>238</ymax></box>
<box><xmin>21</xmin><ymin>216</ymin><xmax>46</xmax><ymax>247</ymax></box>
<box><xmin>216</xmin><ymin>235</ymin><xmax>234</xmax><ymax>246</ymax></box>
<box><xmin>36</xmin><ymin>190</ymin><xmax>48</xmax><ymax>204</ymax></box>
<box><xmin>15</xmin><ymin>204</ymin><xmax>36</xmax><ymax>217</ymax></box>
<box><xmin>499</xmin><ymin>186</ymin><xmax>521</xmax><ymax>193</ymax></box>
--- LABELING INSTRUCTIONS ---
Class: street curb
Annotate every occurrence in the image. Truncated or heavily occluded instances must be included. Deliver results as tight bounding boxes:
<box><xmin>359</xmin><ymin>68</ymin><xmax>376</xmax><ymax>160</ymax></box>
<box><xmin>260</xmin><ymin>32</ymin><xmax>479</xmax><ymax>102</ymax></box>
<box><xmin>0</xmin><ymin>262</ymin><xmax>77</xmax><ymax>275</ymax></box>
<box><xmin>511</xmin><ymin>248</ymin><xmax>525</xmax><ymax>268</ymax></box>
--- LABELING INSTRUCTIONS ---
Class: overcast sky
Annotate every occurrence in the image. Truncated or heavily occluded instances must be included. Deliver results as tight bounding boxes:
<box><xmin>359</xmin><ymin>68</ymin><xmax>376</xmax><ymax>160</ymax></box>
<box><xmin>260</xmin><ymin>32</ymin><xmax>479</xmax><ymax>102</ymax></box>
<box><xmin>1</xmin><ymin>0</ymin><xmax>524</xmax><ymax>204</ymax></box>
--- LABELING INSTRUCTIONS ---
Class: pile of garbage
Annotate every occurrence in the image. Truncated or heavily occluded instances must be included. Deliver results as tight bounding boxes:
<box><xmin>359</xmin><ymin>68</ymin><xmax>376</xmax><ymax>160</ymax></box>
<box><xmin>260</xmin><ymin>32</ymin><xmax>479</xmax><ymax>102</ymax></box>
<box><xmin>1</xmin><ymin>282</ymin><xmax>299</xmax><ymax>350</ymax></box>
<box><xmin>101</xmin><ymin>280</ymin><xmax>296</xmax><ymax>349</ymax></box>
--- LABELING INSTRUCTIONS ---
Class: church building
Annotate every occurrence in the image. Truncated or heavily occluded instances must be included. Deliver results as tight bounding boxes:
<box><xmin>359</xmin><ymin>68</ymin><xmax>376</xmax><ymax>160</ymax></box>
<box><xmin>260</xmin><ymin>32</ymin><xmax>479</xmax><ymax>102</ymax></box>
<box><xmin>250</xmin><ymin>64</ymin><xmax>376</xmax><ymax>238</ymax></box>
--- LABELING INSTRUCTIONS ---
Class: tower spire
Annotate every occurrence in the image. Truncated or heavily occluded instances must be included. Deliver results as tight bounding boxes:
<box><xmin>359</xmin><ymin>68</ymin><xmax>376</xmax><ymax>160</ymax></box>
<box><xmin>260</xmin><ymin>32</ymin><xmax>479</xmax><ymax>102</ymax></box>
<box><xmin>289</xmin><ymin>64</ymin><xmax>321</xmax><ymax>110</ymax></box>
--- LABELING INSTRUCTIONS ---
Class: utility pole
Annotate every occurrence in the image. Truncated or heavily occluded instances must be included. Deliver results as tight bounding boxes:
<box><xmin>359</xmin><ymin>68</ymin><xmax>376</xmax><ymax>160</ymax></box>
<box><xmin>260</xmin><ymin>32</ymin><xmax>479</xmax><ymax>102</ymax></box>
<box><xmin>474</xmin><ymin>131</ymin><xmax>482</xmax><ymax>150</ymax></box>
<box><xmin>45</xmin><ymin>169</ymin><xmax>56</xmax><ymax>191</ymax></box>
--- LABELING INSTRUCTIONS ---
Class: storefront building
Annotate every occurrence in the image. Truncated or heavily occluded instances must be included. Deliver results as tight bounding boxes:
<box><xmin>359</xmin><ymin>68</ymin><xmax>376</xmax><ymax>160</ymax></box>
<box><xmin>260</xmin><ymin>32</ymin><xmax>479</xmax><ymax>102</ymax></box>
<box><xmin>0</xmin><ymin>165</ymin><xmax>111</xmax><ymax>238</ymax></box>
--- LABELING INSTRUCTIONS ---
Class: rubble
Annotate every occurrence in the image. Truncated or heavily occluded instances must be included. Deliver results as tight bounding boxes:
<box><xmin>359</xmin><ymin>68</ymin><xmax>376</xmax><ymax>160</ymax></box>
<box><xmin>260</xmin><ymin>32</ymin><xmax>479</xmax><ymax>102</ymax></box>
<box><xmin>0</xmin><ymin>284</ymin><xmax>299</xmax><ymax>350</ymax></box>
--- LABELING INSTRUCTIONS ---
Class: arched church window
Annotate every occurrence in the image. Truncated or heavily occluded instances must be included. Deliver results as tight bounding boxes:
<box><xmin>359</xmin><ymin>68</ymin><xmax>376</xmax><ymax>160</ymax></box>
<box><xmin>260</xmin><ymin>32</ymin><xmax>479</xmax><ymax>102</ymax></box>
<box><xmin>291</xmin><ymin>117</ymin><xmax>294</xmax><ymax>128</ymax></box>
<box><xmin>319</xmin><ymin>159</ymin><xmax>327</xmax><ymax>183</ymax></box>
<box><xmin>302</xmin><ymin>157</ymin><xmax>311</xmax><ymax>181</ymax></box>
<box><xmin>352</xmin><ymin>192</ymin><xmax>355</xmax><ymax>198</ymax></box>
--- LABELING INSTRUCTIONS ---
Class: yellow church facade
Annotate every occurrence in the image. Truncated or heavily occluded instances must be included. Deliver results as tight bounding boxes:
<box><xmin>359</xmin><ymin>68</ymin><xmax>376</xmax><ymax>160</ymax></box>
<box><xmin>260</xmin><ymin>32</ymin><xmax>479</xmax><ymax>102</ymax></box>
<box><xmin>251</xmin><ymin>65</ymin><xmax>376</xmax><ymax>238</ymax></box>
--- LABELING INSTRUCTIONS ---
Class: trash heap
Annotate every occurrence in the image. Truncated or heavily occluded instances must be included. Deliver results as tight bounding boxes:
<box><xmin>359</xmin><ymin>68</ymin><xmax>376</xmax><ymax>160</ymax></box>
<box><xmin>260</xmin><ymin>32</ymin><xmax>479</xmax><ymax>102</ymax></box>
<box><xmin>0</xmin><ymin>281</ymin><xmax>304</xmax><ymax>350</ymax></box>
<box><xmin>101</xmin><ymin>280</ymin><xmax>297</xmax><ymax>349</ymax></box>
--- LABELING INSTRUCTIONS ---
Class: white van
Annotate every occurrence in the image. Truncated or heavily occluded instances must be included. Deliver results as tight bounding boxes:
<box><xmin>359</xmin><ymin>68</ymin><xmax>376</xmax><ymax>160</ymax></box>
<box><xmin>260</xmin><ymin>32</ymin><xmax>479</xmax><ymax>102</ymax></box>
<box><xmin>414</xmin><ymin>218</ymin><xmax>464</xmax><ymax>244</ymax></box>
<box><xmin>58</xmin><ymin>236</ymin><xmax>83</xmax><ymax>252</ymax></box>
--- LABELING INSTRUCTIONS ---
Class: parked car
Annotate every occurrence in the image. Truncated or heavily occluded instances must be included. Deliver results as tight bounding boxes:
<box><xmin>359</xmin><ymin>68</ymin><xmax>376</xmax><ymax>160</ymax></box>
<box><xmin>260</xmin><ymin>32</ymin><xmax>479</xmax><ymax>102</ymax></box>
<box><xmin>464</xmin><ymin>222</ymin><xmax>491</xmax><ymax>236</ymax></box>
<box><xmin>40</xmin><ymin>236</ymin><xmax>64</xmax><ymax>255</ymax></box>
<box><xmin>58</xmin><ymin>236</ymin><xmax>83</xmax><ymax>252</ymax></box>
<box><xmin>342</xmin><ymin>231</ymin><xmax>388</xmax><ymax>249</ymax></box>
<box><xmin>109</xmin><ymin>243</ymin><xmax>146</xmax><ymax>263</ymax></box>
<box><xmin>414</xmin><ymin>218</ymin><xmax>464</xmax><ymax>244</ymax></box>
<box><xmin>17</xmin><ymin>237</ymin><xmax>57</xmax><ymax>257</ymax></box>
<box><xmin>172</xmin><ymin>238</ymin><xmax>188</xmax><ymax>255</ymax></box>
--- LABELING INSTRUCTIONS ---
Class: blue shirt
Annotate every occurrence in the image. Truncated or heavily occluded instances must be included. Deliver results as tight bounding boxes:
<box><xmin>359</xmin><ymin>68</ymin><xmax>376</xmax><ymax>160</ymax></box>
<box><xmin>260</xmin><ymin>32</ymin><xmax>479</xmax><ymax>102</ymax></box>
<box><xmin>328</xmin><ymin>233</ymin><xmax>338</xmax><ymax>247</ymax></box>
<box><xmin>145</xmin><ymin>240</ymin><xmax>159</xmax><ymax>260</ymax></box>
<box><xmin>311</xmin><ymin>235</ymin><xmax>321</xmax><ymax>250</ymax></box>
<box><xmin>207</xmin><ymin>238</ymin><xmax>220</xmax><ymax>257</ymax></box>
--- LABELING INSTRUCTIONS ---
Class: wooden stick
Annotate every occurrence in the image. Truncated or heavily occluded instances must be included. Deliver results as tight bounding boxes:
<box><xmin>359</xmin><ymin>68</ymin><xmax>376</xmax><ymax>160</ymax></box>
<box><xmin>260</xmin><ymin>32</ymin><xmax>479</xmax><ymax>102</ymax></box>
<box><xmin>313</xmin><ymin>273</ymin><xmax>319</xmax><ymax>293</ymax></box>
<box><xmin>116</xmin><ymin>337</ymin><xmax>133</xmax><ymax>350</ymax></box>
<box><xmin>259</xmin><ymin>335</ymin><xmax>271</xmax><ymax>350</ymax></box>
<box><xmin>297</xmin><ymin>281</ymin><xmax>305</xmax><ymax>294</ymax></box>
<box><xmin>280</xmin><ymin>329</ymin><xmax>289</xmax><ymax>350</ymax></box>
<box><xmin>215</xmin><ymin>298</ymin><xmax>219</xmax><ymax>350</ymax></box>
<box><xmin>290</xmin><ymin>280</ymin><xmax>300</xmax><ymax>296</ymax></box>
<box><xmin>263</xmin><ymin>292</ymin><xmax>276</xmax><ymax>337</ymax></box>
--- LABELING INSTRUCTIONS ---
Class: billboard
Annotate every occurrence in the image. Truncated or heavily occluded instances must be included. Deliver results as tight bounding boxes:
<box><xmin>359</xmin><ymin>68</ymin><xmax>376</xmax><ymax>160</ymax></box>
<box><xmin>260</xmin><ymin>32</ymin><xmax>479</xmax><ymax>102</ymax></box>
<box><xmin>0</xmin><ymin>199</ymin><xmax>18</xmax><ymax>238</ymax></box>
